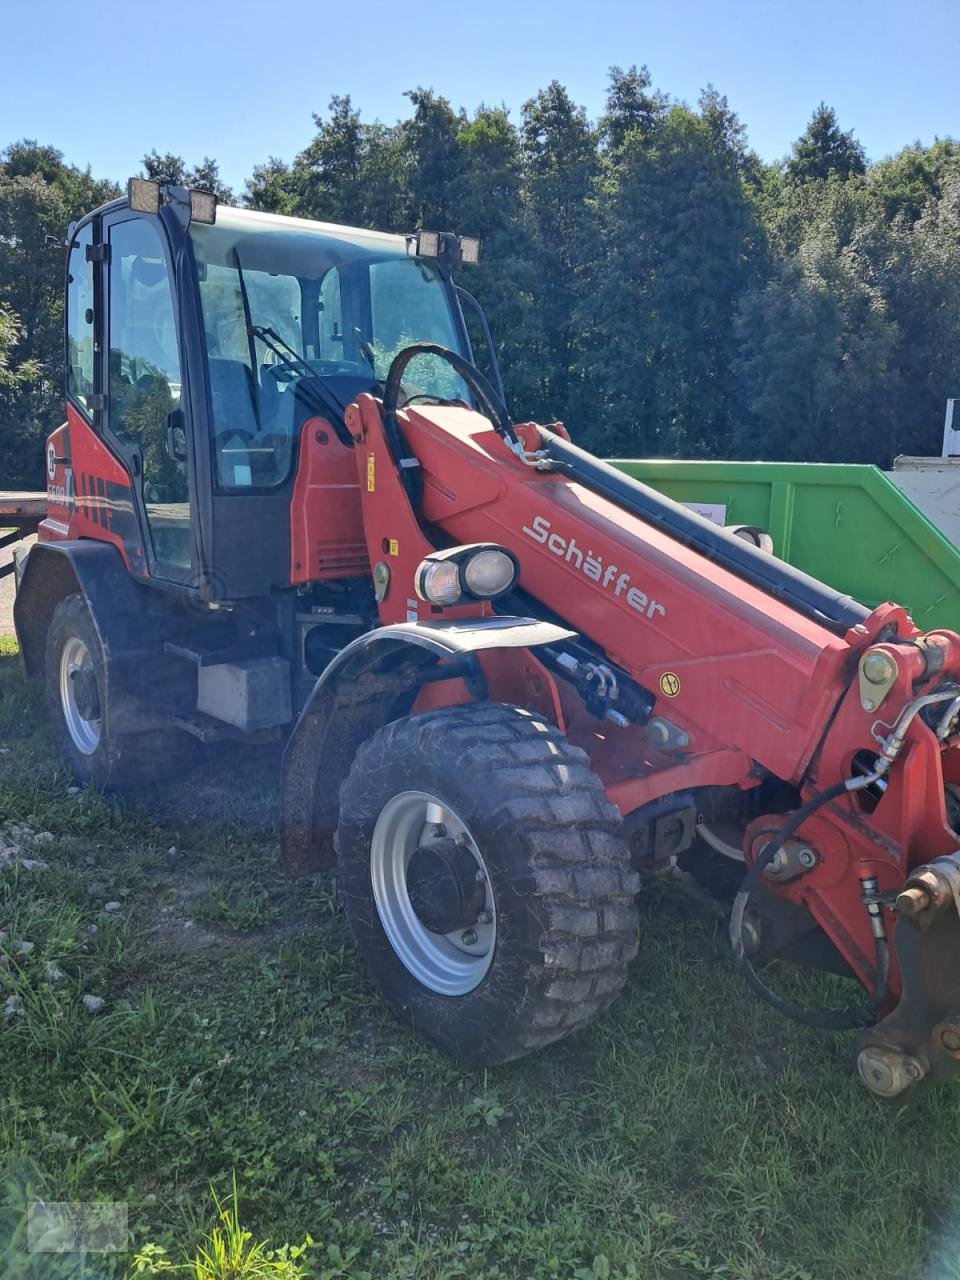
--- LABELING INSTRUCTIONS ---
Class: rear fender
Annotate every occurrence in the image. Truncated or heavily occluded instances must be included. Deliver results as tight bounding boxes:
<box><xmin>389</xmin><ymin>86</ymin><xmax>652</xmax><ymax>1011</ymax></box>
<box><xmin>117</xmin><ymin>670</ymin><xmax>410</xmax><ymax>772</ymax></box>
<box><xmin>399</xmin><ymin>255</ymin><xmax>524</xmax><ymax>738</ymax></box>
<box><xmin>15</xmin><ymin>541</ymin><xmax>151</xmax><ymax>676</ymax></box>
<box><xmin>13</xmin><ymin>540</ymin><xmax>184</xmax><ymax>733</ymax></box>
<box><xmin>279</xmin><ymin>616</ymin><xmax>574</xmax><ymax>876</ymax></box>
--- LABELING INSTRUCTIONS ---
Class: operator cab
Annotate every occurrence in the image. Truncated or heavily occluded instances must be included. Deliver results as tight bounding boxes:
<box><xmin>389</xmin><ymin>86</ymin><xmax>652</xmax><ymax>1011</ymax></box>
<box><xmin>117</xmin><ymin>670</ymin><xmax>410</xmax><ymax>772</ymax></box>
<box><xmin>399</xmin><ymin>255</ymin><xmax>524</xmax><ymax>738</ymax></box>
<box><xmin>191</xmin><ymin>206</ymin><xmax>472</xmax><ymax>492</ymax></box>
<box><xmin>64</xmin><ymin>181</ymin><xmax>487</xmax><ymax>600</ymax></box>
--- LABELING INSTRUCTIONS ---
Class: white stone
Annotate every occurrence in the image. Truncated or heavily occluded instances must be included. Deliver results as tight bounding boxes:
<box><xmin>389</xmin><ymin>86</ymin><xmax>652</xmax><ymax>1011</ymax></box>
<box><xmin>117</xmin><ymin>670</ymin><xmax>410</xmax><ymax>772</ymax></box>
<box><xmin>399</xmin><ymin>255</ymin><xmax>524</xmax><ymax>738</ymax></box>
<box><xmin>82</xmin><ymin>994</ymin><xmax>105</xmax><ymax>1013</ymax></box>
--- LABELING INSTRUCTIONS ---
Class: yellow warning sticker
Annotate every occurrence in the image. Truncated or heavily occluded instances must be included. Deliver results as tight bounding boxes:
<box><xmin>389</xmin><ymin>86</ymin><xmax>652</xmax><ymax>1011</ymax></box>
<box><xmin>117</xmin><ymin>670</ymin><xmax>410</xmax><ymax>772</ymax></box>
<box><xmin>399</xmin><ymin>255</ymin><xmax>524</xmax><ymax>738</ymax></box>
<box><xmin>388</xmin><ymin>538</ymin><xmax>399</xmax><ymax>557</ymax></box>
<box><xmin>659</xmin><ymin>672</ymin><xmax>680</xmax><ymax>698</ymax></box>
<box><xmin>366</xmin><ymin>453</ymin><xmax>376</xmax><ymax>492</ymax></box>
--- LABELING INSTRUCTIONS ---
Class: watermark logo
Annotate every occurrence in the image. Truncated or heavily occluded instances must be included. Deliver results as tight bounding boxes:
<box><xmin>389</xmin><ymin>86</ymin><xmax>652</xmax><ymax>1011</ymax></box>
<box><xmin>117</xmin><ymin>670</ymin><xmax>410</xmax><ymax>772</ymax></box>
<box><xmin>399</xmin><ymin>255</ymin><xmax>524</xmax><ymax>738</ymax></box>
<box><xmin>27</xmin><ymin>1201</ymin><xmax>127</xmax><ymax>1254</ymax></box>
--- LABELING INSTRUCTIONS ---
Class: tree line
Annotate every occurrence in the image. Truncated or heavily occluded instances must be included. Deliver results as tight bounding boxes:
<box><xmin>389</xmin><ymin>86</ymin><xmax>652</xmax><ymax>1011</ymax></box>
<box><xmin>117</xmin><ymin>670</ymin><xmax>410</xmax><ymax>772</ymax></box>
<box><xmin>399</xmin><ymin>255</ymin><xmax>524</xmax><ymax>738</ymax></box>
<box><xmin>1</xmin><ymin>69</ymin><xmax>958</xmax><ymax>489</ymax></box>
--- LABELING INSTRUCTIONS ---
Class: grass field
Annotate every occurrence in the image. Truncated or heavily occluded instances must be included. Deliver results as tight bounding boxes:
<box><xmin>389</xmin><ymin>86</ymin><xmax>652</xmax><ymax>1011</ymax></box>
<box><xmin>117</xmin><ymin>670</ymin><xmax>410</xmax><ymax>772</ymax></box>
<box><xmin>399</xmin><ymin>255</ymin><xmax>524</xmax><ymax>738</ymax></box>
<box><xmin>2</xmin><ymin>636</ymin><xmax>960</xmax><ymax>1279</ymax></box>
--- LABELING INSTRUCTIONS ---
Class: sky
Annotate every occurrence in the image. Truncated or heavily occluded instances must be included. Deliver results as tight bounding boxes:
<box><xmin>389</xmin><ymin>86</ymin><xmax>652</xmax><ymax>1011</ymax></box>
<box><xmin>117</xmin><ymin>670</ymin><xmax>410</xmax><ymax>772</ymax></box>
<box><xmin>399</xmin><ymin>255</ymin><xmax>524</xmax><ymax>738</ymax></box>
<box><xmin>1</xmin><ymin>0</ymin><xmax>958</xmax><ymax>194</ymax></box>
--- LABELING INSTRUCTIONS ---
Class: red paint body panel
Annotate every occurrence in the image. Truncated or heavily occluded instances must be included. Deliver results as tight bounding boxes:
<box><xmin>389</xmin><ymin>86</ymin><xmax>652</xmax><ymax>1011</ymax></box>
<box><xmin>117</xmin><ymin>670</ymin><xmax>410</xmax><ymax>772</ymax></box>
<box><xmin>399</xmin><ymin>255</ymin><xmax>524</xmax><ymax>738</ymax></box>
<box><xmin>40</xmin><ymin>406</ymin><xmax>145</xmax><ymax>575</ymax></box>
<box><xmin>289</xmin><ymin>418</ymin><xmax>369</xmax><ymax>583</ymax></box>
<box><xmin>355</xmin><ymin>401</ymin><xmax>855</xmax><ymax>785</ymax></box>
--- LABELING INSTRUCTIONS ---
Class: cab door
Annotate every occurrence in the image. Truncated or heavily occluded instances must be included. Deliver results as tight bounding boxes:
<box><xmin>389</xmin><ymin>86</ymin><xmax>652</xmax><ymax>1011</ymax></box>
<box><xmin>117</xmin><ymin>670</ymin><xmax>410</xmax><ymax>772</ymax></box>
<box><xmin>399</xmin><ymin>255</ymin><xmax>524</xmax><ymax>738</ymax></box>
<box><xmin>102</xmin><ymin>210</ymin><xmax>195</xmax><ymax>584</ymax></box>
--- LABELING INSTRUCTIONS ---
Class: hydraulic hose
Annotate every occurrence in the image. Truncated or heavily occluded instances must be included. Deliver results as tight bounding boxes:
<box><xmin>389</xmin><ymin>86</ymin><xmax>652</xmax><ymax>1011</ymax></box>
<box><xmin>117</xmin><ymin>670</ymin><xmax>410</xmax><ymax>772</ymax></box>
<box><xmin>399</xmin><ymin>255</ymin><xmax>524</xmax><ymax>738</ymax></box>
<box><xmin>729</xmin><ymin>779</ymin><xmax>890</xmax><ymax>1031</ymax></box>
<box><xmin>381</xmin><ymin>342</ymin><xmax>518</xmax><ymax>510</ymax></box>
<box><xmin>735</xmin><ymin>686</ymin><xmax>960</xmax><ymax>1029</ymax></box>
<box><xmin>382</xmin><ymin>342</ymin><xmax>517</xmax><ymax>448</ymax></box>
<box><xmin>696</xmin><ymin>820</ymin><xmax>745</xmax><ymax>863</ymax></box>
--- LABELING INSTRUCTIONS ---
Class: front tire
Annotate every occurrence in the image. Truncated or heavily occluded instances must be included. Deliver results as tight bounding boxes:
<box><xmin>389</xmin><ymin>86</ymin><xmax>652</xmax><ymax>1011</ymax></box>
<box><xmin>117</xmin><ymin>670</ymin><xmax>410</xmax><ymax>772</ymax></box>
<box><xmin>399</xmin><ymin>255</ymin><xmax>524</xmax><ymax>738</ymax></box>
<box><xmin>336</xmin><ymin>703</ymin><xmax>640</xmax><ymax>1065</ymax></box>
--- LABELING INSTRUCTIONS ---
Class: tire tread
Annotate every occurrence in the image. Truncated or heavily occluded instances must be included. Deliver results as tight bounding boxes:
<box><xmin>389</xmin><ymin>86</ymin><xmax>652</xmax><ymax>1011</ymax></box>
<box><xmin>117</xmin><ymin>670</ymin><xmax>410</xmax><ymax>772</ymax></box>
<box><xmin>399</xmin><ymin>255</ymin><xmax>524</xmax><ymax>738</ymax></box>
<box><xmin>337</xmin><ymin>702</ymin><xmax>639</xmax><ymax>1063</ymax></box>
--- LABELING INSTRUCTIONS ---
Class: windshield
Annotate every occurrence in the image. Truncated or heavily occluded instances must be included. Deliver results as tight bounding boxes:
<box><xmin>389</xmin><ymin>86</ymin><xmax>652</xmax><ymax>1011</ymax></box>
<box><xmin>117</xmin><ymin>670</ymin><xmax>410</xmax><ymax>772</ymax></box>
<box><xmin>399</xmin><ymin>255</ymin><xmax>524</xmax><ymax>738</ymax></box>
<box><xmin>189</xmin><ymin>207</ymin><xmax>470</xmax><ymax>491</ymax></box>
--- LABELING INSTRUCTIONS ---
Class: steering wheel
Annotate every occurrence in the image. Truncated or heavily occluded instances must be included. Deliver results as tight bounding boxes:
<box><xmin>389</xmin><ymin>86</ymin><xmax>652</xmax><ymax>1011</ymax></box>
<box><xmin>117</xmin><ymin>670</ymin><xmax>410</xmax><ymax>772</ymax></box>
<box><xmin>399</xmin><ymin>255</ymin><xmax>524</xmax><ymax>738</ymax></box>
<box><xmin>382</xmin><ymin>343</ymin><xmax>515</xmax><ymax>447</ymax></box>
<box><xmin>380</xmin><ymin>343</ymin><xmax>516</xmax><ymax>509</ymax></box>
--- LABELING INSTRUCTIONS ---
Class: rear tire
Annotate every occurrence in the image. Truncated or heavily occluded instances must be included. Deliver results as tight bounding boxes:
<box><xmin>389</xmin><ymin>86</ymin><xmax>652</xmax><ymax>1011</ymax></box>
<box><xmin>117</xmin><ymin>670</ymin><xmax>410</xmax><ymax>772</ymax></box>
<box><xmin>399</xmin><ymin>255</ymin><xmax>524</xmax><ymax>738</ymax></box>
<box><xmin>44</xmin><ymin>593</ymin><xmax>191</xmax><ymax>790</ymax></box>
<box><xmin>336</xmin><ymin>702</ymin><xmax>640</xmax><ymax>1065</ymax></box>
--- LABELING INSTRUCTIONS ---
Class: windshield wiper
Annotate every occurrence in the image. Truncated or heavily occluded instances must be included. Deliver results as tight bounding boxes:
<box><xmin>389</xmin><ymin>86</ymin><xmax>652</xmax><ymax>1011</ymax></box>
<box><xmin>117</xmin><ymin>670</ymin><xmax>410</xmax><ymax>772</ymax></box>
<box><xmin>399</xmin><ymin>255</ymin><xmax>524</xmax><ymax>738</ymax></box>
<box><xmin>352</xmin><ymin>326</ymin><xmax>376</xmax><ymax>370</ymax></box>
<box><xmin>231</xmin><ymin>249</ymin><xmax>353</xmax><ymax>446</ymax></box>
<box><xmin>249</xmin><ymin>323</ymin><xmax>355</xmax><ymax>447</ymax></box>
<box><xmin>231</xmin><ymin>249</ymin><xmax>263</xmax><ymax>432</ymax></box>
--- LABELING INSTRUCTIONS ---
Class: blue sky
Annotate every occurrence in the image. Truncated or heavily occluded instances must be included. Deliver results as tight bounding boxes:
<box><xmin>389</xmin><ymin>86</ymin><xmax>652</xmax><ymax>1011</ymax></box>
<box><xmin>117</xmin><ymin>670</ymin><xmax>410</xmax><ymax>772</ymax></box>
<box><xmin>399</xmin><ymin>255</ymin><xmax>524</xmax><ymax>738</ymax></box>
<box><xmin>2</xmin><ymin>0</ymin><xmax>958</xmax><ymax>194</ymax></box>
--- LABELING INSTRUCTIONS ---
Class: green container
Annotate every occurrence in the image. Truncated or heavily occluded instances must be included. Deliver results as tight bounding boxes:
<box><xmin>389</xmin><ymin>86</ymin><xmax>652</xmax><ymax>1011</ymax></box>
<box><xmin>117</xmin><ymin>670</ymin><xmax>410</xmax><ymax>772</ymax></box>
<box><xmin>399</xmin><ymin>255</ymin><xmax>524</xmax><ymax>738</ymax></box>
<box><xmin>610</xmin><ymin>459</ymin><xmax>960</xmax><ymax>634</ymax></box>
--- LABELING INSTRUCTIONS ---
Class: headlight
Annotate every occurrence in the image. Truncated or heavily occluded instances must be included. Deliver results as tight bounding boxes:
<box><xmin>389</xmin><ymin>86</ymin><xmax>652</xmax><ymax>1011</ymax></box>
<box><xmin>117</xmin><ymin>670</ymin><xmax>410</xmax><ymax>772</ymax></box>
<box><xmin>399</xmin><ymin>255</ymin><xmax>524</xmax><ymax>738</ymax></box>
<box><xmin>419</xmin><ymin>561</ymin><xmax>463</xmax><ymax>607</ymax></box>
<box><xmin>462</xmin><ymin>548</ymin><xmax>515</xmax><ymax>597</ymax></box>
<box><xmin>416</xmin><ymin>544</ymin><xmax>519</xmax><ymax>607</ymax></box>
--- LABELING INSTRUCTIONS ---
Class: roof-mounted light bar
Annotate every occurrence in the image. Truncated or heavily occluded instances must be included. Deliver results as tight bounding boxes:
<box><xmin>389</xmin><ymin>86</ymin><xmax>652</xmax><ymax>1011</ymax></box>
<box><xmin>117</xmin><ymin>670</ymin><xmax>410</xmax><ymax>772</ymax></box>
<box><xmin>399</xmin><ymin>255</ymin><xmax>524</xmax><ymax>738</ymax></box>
<box><xmin>416</xmin><ymin>229</ymin><xmax>441</xmax><ymax>258</ymax></box>
<box><xmin>127</xmin><ymin>176</ymin><xmax>160</xmax><ymax>214</ymax></box>
<box><xmin>188</xmin><ymin>188</ymin><xmax>218</xmax><ymax>225</ymax></box>
<box><xmin>125</xmin><ymin>177</ymin><xmax>218</xmax><ymax>225</ymax></box>
<box><xmin>458</xmin><ymin>235</ymin><xmax>481</xmax><ymax>266</ymax></box>
<box><xmin>411</xmin><ymin>228</ymin><xmax>481</xmax><ymax>267</ymax></box>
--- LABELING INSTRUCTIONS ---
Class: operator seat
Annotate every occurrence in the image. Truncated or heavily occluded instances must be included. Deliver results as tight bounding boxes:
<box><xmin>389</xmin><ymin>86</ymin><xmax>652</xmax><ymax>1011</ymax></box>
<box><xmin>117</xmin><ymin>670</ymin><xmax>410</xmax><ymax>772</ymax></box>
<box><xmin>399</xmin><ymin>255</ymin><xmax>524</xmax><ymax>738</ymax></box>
<box><xmin>258</xmin><ymin>363</ymin><xmax>296</xmax><ymax>442</ymax></box>
<box><xmin>208</xmin><ymin>358</ymin><xmax>261</xmax><ymax>487</ymax></box>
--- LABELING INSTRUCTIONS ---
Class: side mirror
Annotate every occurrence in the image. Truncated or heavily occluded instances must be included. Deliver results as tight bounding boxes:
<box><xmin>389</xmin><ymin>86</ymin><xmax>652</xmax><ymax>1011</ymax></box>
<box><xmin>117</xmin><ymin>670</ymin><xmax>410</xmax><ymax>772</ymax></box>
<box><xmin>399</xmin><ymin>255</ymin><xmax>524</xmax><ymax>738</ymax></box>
<box><xmin>166</xmin><ymin>408</ymin><xmax>187</xmax><ymax>463</ymax></box>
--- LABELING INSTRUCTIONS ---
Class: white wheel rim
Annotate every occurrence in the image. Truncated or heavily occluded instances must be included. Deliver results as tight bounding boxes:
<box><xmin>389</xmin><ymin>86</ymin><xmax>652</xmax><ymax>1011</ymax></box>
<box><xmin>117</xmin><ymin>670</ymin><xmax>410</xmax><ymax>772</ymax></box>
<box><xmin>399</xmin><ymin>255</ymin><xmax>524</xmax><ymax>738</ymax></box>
<box><xmin>59</xmin><ymin>636</ymin><xmax>102</xmax><ymax>755</ymax></box>
<box><xmin>370</xmin><ymin>790</ymin><xmax>495</xmax><ymax>996</ymax></box>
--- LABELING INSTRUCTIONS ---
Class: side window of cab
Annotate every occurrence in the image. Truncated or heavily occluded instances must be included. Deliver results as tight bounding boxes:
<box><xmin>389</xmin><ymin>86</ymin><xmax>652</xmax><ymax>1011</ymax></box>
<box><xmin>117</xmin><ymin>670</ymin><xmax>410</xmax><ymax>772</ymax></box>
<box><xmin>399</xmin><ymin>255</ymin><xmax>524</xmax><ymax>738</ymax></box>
<box><xmin>106</xmin><ymin>215</ymin><xmax>192</xmax><ymax>579</ymax></box>
<box><xmin>66</xmin><ymin>223</ymin><xmax>95</xmax><ymax>415</ymax></box>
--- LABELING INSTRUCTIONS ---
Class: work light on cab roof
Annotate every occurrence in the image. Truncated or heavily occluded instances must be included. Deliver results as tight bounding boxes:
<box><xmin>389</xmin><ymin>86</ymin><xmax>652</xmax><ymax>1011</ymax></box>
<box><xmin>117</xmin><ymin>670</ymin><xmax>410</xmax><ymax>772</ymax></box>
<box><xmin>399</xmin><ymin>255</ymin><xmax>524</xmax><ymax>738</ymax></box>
<box><xmin>126</xmin><ymin>176</ymin><xmax>218</xmax><ymax>225</ymax></box>
<box><xmin>411</xmin><ymin>228</ymin><xmax>481</xmax><ymax>267</ymax></box>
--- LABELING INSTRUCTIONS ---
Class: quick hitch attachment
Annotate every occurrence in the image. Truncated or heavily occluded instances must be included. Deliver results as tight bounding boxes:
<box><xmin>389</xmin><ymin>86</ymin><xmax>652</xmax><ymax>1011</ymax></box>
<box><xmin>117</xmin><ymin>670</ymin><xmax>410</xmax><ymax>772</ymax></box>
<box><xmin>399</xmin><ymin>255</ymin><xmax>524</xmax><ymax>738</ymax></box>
<box><xmin>857</xmin><ymin>852</ymin><xmax>960</xmax><ymax>1098</ymax></box>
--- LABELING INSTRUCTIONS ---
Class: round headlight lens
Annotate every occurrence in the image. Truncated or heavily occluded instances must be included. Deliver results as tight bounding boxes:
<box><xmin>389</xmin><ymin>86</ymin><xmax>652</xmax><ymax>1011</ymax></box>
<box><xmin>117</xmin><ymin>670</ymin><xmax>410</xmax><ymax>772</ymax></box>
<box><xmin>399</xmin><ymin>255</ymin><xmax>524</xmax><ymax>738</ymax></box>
<box><xmin>419</xmin><ymin>561</ymin><xmax>463</xmax><ymax>606</ymax></box>
<box><xmin>462</xmin><ymin>548</ymin><xmax>516</xmax><ymax>598</ymax></box>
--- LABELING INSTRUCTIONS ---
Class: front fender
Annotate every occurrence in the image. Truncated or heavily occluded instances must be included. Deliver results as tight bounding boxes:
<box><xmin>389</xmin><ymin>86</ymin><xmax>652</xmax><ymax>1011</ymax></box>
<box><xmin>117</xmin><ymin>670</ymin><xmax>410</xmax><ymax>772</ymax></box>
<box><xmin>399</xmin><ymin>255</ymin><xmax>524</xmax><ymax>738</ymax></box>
<box><xmin>279</xmin><ymin>616</ymin><xmax>574</xmax><ymax>876</ymax></box>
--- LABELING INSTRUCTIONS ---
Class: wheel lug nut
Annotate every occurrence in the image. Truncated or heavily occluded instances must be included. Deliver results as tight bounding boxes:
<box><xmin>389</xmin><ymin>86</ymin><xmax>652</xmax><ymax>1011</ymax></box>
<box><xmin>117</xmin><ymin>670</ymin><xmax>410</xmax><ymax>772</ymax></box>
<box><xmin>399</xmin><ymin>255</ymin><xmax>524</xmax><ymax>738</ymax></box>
<box><xmin>431</xmin><ymin>823</ymin><xmax>446</xmax><ymax>837</ymax></box>
<box><xmin>477</xmin><ymin>910</ymin><xmax>493</xmax><ymax>925</ymax></box>
<box><xmin>461</xmin><ymin>929</ymin><xmax>478</xmax><ymax>945</ymax></box>
<box><xmin>474</xmin><ymin>868</ymin><xmax>486</xmax><ymax>882</ymax></box>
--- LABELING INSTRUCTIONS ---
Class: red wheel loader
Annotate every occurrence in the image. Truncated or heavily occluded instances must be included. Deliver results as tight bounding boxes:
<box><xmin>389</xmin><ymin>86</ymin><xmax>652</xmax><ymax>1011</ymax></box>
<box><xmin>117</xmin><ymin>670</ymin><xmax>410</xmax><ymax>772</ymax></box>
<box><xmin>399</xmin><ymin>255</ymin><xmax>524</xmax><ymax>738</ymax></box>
<box><xmin>14</xmin><ymin>178</ymin><xmax>960</xmax><ymax>1095</ymax></box>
